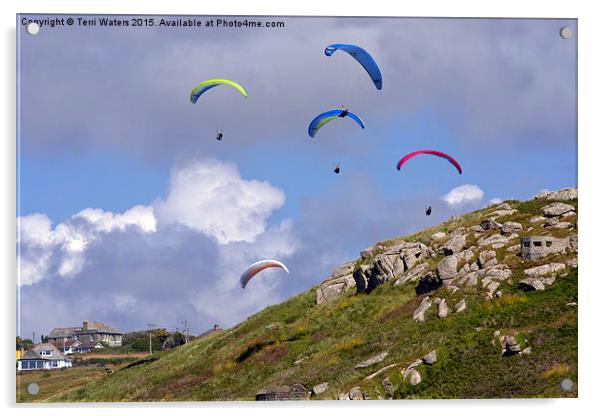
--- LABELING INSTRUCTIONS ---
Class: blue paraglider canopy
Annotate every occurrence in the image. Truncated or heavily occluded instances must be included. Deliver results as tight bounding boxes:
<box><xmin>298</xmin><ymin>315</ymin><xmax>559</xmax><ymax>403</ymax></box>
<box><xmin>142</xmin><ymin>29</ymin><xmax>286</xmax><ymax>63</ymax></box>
<box><xmin>325</xmin><ymin>44</ymin><xmax>382</xmax><ymax>90</ymax></box>
<box><xmin>308</xmin><ymin>109</ymin><xmax>366</xmax><ymax>138</ymax></box>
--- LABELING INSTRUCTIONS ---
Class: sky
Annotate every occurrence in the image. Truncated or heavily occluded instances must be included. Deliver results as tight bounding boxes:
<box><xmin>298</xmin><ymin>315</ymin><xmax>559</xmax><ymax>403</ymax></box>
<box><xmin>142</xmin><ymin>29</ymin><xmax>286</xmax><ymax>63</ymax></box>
<box><xmin>16</xmin><ymin>15</ymin><xmax>577</xmax><ymax>340</ymax></box>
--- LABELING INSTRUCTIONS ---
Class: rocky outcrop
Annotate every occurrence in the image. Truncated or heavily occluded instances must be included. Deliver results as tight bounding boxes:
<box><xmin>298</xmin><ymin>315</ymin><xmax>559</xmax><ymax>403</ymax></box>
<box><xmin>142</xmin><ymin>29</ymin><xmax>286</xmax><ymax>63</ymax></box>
<box><xmin>395</xmin><ymin>262</ymin><xmax>429</xmax><ymax>286</ymax></box>
<box><xmin>524</xmin><ymin>263</ymin><xmax>566</xmax><ymax>278</ymax></box>
<box><xmin>338</xmin><ymin>386</ymin><xmax>366</xmax><ymax>400</ymax></box>
<box><xmin>569</xmin><ymin>235</ymin><xmax>578</xmax><ymax>251</ymax></box>
<box><xmin>293</xmin><ymin>356</ymin><xmax>307</xmax><ymax>366</ymax></box>
<box><xmin>414</xmin><ymin>271</ymin><xmax>443</xmax><ymax>295</ymax></box>
<box><xmin>455</xmin><ymin>298</ymin><xmax>467</xmax><ymax>313</ymax></box>
<box><xmin>477</xmin><ymin>233</ymin><xmax>518</xmax><ymax>249</ymax></box>
<box><xmin>478</xmin><ymin>250</ymin><xmax>498</xmax><ymax>268</ymax></box>
<box><xmin>355</xmin><ymin>352</ymin><xmax>388</xmax><ymax>369</ymax></box>
<box><xmin>544</xmin><ymin>217</ymin><xmax>573</xmax><ymax>229</ymax></box>
<box><xmin>422</xmin><ymin>350</ymin><xmax>437</xmax><ymax>365</ymax></box>
<box><xmin>431</xmin><ymin>232</ymin><xmax>447</xmax><ymax>242</ymax></box>
<box><xmin>435</xmin><ymin>248</ymin><xmax>475</xmax><ymax>282</ymax></box>
<box><xmin>501</xmin><ymin>335</ymin><xmax>521</xmax><ymax>355</ymax></box>
<box><xmin>437</xmin><ymin>255</ymin><xmax>458</xmax><ymax>280</ymax></box>
<box><xmin>349</xmin><ymin>386</ymin><xmax>364</xmax><ymax>400</ymax></box>
<box><xmin>316</xmin><ymin>262</ymin><xmax>356</xmax><ymax>304</ymax></box>
<box><xmin>435</xmin><ymin>298</ymin><xmax>449</xmax><ymax>318</ymax></box>
<box><xmin>457</xmin><ymin>264</ymin><xmax>511</xmax><ymax>291</ymax></box>
<box><xmin>413</xmin><ymin>297</ymin><xmax>433</xmax><ymax>322</ymax></box>
<box><xmin>518</xmin><ymin>263</ymin><xmax>565</xmax><ymax>291</ymax></box>
<box><xmin>495</xmin><ymin>203</ymin><xmax>513</xmax><ymax>211</ymax></box>
<box><xmin>485</xmin><ymin>281</ymin><xmax>500</xmax><ymax>298</ymax></box>
<box><xmin>482</xmin><ymin>264</ymin><xmax>512</xmax><ymax>281</ymax></box>
<box><xmin>401</xmin><ymin>358</ymin><xmax>423</xmax><ymax>378</ymax></box>
<box><xmin>442</xmin><ymin>234</ymin><xmax>466</xmax><ymax>255</ymax></box>
<box><xmin>561</xmin><ymin>211</ymin><xmax>576</xmax><ymax>219</ymax></box>
<box><xmin>312</xmin><ymin>382</ymin><xmax>329</xmax><ymax>395</ymax></box>
<box><xmin>354</xmin><ymin>242</ymin><xmax>431</xmax><ymax>293</ymax></box>
<box><xmin>535</xmin><ymin>188</ymin><xmax>577</xmax><ymax>201</ymax></box>
<box><xmin>518</xmin><ymin>278</ymin><xmax>548</xmax><ymax>291</ymax></box>
<box><xmin>487</xmin><ymin>208</ymin><xmax>517</xmax><ymax>218</ymax></box>
<box><xmin>501</xmin><ymin>221</ymin><xmax>523</xmax><ymax>235</ymax></box>
<box><xmin>480</xmin><ymin>218</ymin><xmax>502</xmax><ymax>230</ymax></box>
<box><xmin>408</xmin><ymin>369</ymin><xmax>422</xmax><ymax>386</ymax></box>
<box><xmin>498</xmin><ymin>334</ymin><xmax>530</xmax><ymax>357</ymax></box>
<box><xmin>541</xmin><ymin>202</ymin><xmax>575</xmax><ymax>217</ymax></box>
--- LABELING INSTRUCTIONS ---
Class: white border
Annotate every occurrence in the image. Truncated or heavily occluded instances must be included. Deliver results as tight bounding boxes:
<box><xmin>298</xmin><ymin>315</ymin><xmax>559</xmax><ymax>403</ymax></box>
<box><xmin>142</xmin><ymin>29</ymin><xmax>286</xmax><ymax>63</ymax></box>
<box><xmin>2</xmin><ymin>1</ymin><xmax>600</xmax><ymax>415</ymax></box>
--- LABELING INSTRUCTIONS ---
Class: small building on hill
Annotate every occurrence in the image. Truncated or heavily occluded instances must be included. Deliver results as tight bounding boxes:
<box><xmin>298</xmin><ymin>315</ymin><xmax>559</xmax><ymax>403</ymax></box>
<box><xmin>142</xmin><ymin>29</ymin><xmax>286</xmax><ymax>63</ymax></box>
<box><xmin>47</xmin><ymin>320</ymin><xmax>123</xmax><ymax>347</ymax></box>
<box><xmin>520</xmin><ymin>236</ymin><xmax>570</xmax><ymax>260</ymax></box>
<box><xmin>17</xmin><ymin>343</ymin><xmax>72</xmax><ymax>371</ymax></box>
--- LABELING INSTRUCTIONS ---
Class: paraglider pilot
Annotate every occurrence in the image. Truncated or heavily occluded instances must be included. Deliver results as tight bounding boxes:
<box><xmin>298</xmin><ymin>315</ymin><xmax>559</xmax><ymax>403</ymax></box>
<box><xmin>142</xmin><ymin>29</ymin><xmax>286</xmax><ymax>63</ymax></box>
<box><xmin>426</xmin><ymin>206</ymin><xmax>432</xmax><ymax>216</ymax></box>
<box><xmin>216</xmin><ymin>130</ymin><xmax>223</xmax><ymax>141</ymax></box>
<box><xmin>338</xmin><ymin>107</ymin><xmax>349</xmax><ymax>118</ymax></box>
<box><xmin>334</xmin><ymin>162</ymin><xmax>341</xmax><ymax>174</ymax></box>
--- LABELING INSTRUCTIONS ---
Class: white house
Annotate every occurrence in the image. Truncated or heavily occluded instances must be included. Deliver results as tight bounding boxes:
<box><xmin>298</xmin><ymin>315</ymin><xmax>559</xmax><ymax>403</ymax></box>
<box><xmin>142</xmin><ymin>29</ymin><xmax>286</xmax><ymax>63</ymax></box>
<box><xmin>17</xmin><ymin>343</ymin><xmax>72</xmax><ymax>371</ymax></box>
<box><xmin>72</xmin><ymin>341</ymin><xmax>104</xmax><ymax>354</ymax></box>
<box><xmin>47</xmin><ymin>320</ymin><xmax>123</xmax><ymax>347</ymax></box>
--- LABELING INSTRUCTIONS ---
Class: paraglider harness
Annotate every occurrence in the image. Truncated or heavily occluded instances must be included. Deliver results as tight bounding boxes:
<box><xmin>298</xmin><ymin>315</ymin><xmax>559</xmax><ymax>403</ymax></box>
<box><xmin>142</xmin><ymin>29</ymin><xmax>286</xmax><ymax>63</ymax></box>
<box><xmin>216</xmin><ymin>130</ymin><xmax>223</xmax><ymax>141</ymax></box>
<box><xmin>334</xmin><ymin>163</ymin><xmax>341</xmax><ymax>174</ymax></box>
<box><xmin>338</xmin><ymin>108</ymin><xmax>349</xmax><ymax>118</ymax></box>
<box><xmin>425</xmin><ymin>206</ymin><xmax>432</xmax><ymax>216</ymax></box>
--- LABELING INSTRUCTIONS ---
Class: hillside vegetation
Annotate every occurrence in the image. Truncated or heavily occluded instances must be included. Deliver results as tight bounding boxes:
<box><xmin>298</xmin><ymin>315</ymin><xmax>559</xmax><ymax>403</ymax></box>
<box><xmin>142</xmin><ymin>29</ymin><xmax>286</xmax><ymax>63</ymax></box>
<box><xmin>53</xmin><ymin>190</ymin><xmax>578</xmax><ymax>401</ymax></box>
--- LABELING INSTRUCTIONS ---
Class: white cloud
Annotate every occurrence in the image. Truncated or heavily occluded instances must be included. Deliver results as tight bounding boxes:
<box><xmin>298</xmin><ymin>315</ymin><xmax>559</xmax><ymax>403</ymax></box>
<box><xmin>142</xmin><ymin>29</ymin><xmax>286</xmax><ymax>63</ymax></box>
<box><xmin>18</xmin><ymin>159</ymin><xmax>299</xmax><ymax>336</ymax></box>
<box><xmin>154</xmin><ymin>159</ymin><xmax>285</xmax><ymax>244</ymax></box>
<box><xmin>442</xmin><ymin>184</ymin><xmax>485</xmax><ymax>207</ymax></box>
<box><xmin>17</xmin><ymin>157</ymin><xmax>292</xmax><ymax>319</ymax></box>
<box><xmin>74</xmin><ymin>205</ymin><xmax>157</xmax><ymax>233</ymax></box>
<box><xmin>18</xmin><ymin>206</ymin><xmax>157</xmax><ymax>286</ymax></box>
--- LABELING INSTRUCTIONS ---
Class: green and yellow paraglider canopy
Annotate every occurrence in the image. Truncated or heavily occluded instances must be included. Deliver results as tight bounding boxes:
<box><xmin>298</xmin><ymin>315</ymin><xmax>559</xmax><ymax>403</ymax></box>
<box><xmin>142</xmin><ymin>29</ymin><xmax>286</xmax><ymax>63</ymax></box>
<box><xmin>190</xmin><ymin>79</ymin><xmax>248</xmax><ymax>104</ymax></box>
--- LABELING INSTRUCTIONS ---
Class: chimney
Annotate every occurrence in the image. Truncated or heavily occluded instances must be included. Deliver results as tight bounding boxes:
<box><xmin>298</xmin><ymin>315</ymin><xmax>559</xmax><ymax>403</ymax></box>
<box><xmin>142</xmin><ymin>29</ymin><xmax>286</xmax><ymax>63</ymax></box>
<box><xmin>83</xmin><ymin>320</ymin><xmax>89</xmax><ymax>331</ymax></box>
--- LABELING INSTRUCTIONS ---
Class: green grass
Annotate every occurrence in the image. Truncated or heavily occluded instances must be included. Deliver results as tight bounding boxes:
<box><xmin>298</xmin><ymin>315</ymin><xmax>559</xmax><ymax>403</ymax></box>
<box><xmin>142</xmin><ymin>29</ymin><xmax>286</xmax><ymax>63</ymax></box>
<box><xmin>54</xmin><ymin>267</ymin><xmax>577</xmax><ymax>402</ymax></box>
<box><xmin>16</xmin><ymin>367</ymin><xmax>107</xmax><ymax>403</ymax></box>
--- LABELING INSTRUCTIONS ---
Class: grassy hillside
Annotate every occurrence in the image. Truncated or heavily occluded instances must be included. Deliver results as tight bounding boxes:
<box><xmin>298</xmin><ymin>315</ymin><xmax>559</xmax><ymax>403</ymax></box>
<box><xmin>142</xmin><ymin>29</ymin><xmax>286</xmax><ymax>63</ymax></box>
<box><xmin>49</xmin><ymin>197</ymin><xmax>577</xmax><ymax>401</ymax></box>
<box><xmin>17</xmin><ymin>367</ymin><xmax>107</xmax><ymax>403</ymax></box>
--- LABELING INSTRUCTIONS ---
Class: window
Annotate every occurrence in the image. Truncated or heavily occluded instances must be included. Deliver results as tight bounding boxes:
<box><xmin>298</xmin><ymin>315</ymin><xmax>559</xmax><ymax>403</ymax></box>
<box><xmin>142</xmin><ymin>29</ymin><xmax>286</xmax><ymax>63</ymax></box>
<box><xmin>40</xmin><ymin>349</ymin><xmax>52</xmax><ymax>356</ymax></box>
<box><xmin>36</xmin><ymin>361</ymin><xmax>43</xmax><ymax>369</ymax></box>
<box><xmin>533</xmin><ymin>241</ymin><xmax>542</xmax><ymax>247</ymax></box>
<box><xmin>52</xmin><ymin>361</ymin><xmax>58</xmax><ymax>367</ymax></box>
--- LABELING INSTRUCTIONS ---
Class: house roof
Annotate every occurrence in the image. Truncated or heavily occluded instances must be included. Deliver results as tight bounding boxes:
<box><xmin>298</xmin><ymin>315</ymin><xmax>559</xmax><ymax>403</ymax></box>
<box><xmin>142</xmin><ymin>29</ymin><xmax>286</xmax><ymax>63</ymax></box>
<box><xmin>74</xmin><ymin>341</ymin><xmax>104</xmax><ymax>349</ymax></box>
<box><xmin>48</xmin><ymin>327</ymin><xmax>80</xmax><ymax>338</ymax></box>
<box><xmin>20</xmin><ymin>343</ymin><xmax>71</xmax><ymax>361</ymax></box>
<box><xmin>48</xmin><ymin>321</ymin><xmax>123</xmax><ymax>338</ymax></box>
<box><xmin>49</xmin><ymin>339</ymin><xmax>79</xmax><ymax>348</ymax></box>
